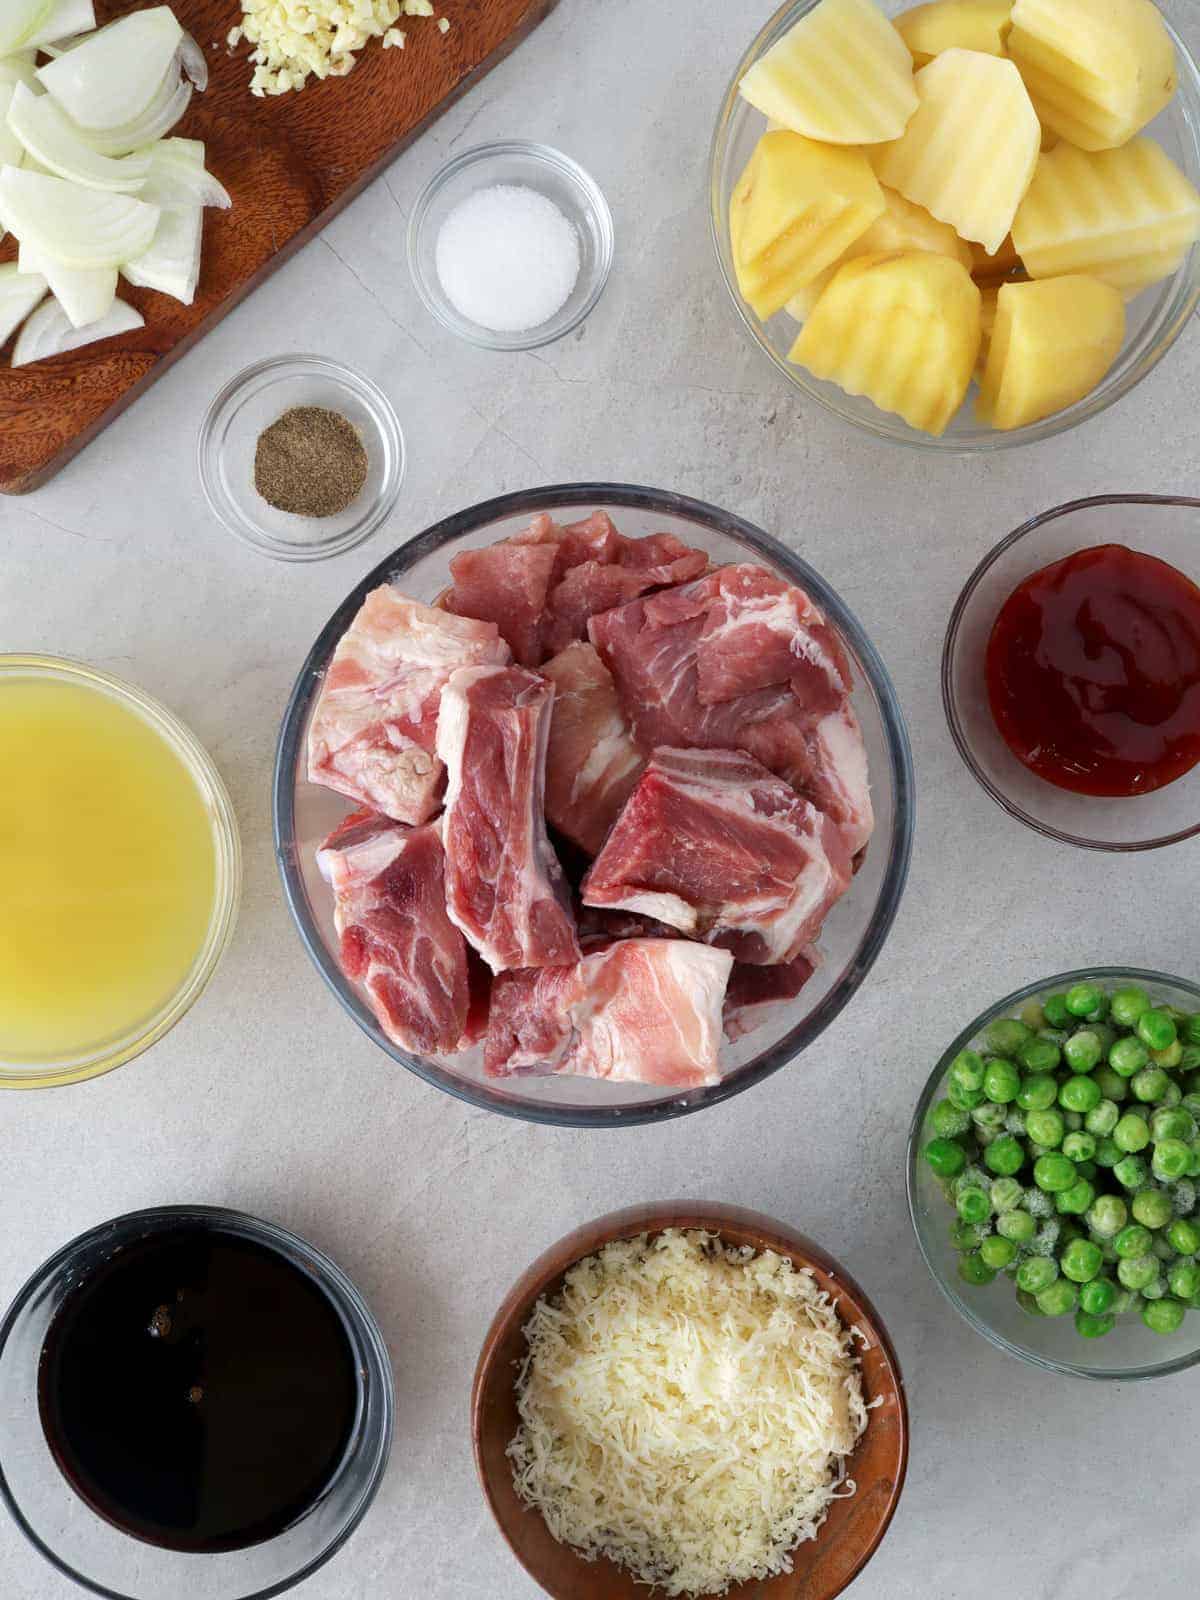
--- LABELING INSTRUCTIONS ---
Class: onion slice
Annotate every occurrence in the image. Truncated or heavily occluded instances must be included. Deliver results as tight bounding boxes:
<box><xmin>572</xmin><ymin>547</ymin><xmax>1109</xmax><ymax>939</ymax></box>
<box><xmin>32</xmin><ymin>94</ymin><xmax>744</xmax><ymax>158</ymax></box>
<box><xmin>0</xmin><ymin>166</ymin><xmax>159</xmax><ymax>269</ymax></box>
<box><xmin>69</xmin><ymin>74</ymin><xmax>191</xmax><ymax>158</ymax></box>
<box><xmin>23</xmin><ymin>0</ymin><xmax>96</xmax><ymax>51</ymax></box>
<box><xmin>179</xmin><ymin>31</ymin><xmax>208</xmax><ymax>92</ymax></box>
<box><xmin>138</xmin><ymin>138</ymin><xmax>230</xmax><ymax>210</ymax></box>
<box><xmin>0</xmin><ymin>262</ymin><xmax>47</xmax><ymax>347</ymax></box>
<box><xmin>0</xmin><ymin>0</ymin><xmax>54</xmax><ymax>57</ymax></box>
<box><xmin>7</xmin><ymin>82</ymin><xmax>151</xmax><ymax>193</ymax></box>
<box><xmin>122</xmin><ymin>203</ymin><xmax>202</xmax><ymax>303</ymax></box>
<box><xmin>12</xmin><ymin>293</ymin><xmax>143</xmax><ymax>367</ymax></box>
<box><xmin>18</xmin><ymin>241</ymin><xmax>116</xmax><ymax>328</ymax></box>
<box><xmin>36</xmin><ymin>6</ymin><xmax>182</xmax><ymax>130</ymax></box>
<box><xmin>0</xmin><ymin>87</ymin><xmax>24</xmax><ymax>171</ymax></box>
<box><xmin>0</xmin><ymin>54</ymin><xmax>40</xmax><ymax>90</ymax></box>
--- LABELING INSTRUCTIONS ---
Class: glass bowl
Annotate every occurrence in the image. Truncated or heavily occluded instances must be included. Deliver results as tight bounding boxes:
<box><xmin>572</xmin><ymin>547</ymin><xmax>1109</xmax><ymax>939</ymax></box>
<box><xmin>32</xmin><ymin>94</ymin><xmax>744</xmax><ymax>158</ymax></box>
<box><xmin>0</xmin><ymin>1206</ymin><xmax>394</xmax><ymax>1599</ymax></box>
<box><xmin>197</xmin><ymin>355</ymin><xmax>405</xmax><ymax>562</ymax></box>
<box><xmin>943</xmin><ymin>494</ymin><xmax>1200</xmax><ymax>851</ymax></box>
<box><xmin>908</xmin><ymin>968</ymin><xmax>1200</xmax><ymax>1380</ymax></box>
<box><xmin>709</xmin><ymin>0</ymin><xmax>1200</xmax><ymax>452</ymax></box>
<box><xmin>273</xmin><ymin>483</ymin><xmax>914</xmax><ymax>1128</ymax></box>
<box><xmin>0</xmin><ymin>655</ymin><xmax>241</xmax><ymax>1090</ymax></box>
<box><xmin>407</xmin><ymin>141</ymin><xmax>614</xmax><ymax>351</ymax></box>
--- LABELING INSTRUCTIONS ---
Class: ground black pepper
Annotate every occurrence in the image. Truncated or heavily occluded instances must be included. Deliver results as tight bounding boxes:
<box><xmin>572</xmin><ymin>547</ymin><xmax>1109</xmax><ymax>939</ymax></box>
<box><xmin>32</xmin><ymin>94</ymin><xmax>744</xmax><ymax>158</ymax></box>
<box><xmin>254</xmin><ymin>406</ymin><xmax>368</xmax><ymax>518</ymax></box>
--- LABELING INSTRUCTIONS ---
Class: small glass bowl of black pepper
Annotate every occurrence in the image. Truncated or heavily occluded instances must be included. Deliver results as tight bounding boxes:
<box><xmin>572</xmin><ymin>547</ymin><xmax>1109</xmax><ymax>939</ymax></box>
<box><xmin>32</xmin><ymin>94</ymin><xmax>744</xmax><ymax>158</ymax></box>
<box><xmin>198</xmin><ymin>355</ymin><xmax>405</xmax><ymax>562</ymax></box>
<box><xmin>0</xmin><ymin>1206</ymin><xmax>394</xmax><ymax>1600</ymax></box>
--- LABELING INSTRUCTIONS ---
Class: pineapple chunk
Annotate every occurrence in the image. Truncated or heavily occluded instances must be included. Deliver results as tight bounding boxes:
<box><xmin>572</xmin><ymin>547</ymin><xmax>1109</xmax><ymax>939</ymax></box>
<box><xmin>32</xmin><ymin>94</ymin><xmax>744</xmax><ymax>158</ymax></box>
<box><xmin>897</xmin><ymin>0</ymin><xmax>1013</xmax><ymax>68</ymax></box>
<box><xmin>786</xmin><ymin>185</ymin><xmax>972</xmax><ymax>321</ymax></box>
<box><xmin>874</xmin><ymin>49</ymin><xmax>1040</xmax><ymax>254</ymax></box>
<box><xmin>1008</xmin><ymin>0</ymin><xmax>1177</xmax><ymax>152</ymax></box>
<box><xmin>1013</xmin><ymin>137</ymin><xmax>1200</xmax><ymax>297</ymax></box>
<box><xmin>978</xmin><ymin>283</ymin><xmax>1000</xmax><ymax>371</ymax></box>
<box><xmin>970</xmin><ymin>234</ymin><xmax>1023</xmax><ymax>282</ymax></box>
<box><xmin>738</xmin><ymin>0</ymin><xmax>917</xmax><ymax>145</ymax></box>
<box><xmin>730</xmin><ymin>131</ymin><xmax>885</xmax><ymax>320</ymax></box>
<box><xmin>977</xmin><ymin>275</ymin><xmax>1125</xmax><ymax>428</ymax></box>
<box><xmin>789</xmin><ymin>250</ymin><xmax>981</xmax><ymax>435</ymax></box>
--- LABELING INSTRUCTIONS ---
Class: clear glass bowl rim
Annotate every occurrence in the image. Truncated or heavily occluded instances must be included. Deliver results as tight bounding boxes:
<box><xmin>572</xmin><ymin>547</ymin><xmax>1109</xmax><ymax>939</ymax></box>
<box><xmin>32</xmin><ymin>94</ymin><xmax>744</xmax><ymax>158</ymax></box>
<box><xmin>707</xmin><ymin>1</ymin><xmax>1200</xmax><ymax>454</ymax></box>
<box><xmin>196</xmin><ymin>354</ymin><xmax>406</xmax><ymax>564</ymax></box>
<box><xmin>272</xmin><ymin>481</ymin><xmax>915</xmax><ymax>1129</ymax></box>
<box><xmin>941</xmin><ymin>493</ymin><xmax>1200</xmax><ymax>852</ymax></box>
<box><xmin>0</xmin><ymin>1204</ymin><xmax>395</xmax><ymax>1600</ymax></box>
<box><xmin>906</xmin><ymin>965</ymin><xmax>1200</xmax><ymax>1381</ymax></box>
<box><xmin>0</xmin><ymin>654</ymin><xmax>242</xmax><ymax>1090</ymax></box>
<box><xmin>405</xmin><ymin>140</ymin><xmax>615</xmax><ymax>351</ymax></box>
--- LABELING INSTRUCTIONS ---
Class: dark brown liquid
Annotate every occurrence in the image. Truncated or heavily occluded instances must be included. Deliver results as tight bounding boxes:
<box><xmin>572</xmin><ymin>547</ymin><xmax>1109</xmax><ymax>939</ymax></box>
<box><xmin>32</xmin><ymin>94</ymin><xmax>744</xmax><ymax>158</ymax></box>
<box><xmin>38</xmin><ymin>1225</ymin><xmax>360</xmax><ymax>1553</ymax></box>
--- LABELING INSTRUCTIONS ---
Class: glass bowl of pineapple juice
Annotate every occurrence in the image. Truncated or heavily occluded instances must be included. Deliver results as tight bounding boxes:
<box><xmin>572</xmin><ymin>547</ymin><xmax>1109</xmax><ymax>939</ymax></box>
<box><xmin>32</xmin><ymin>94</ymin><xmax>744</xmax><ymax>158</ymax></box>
<box><xmin>709</xmin><ymin>0</ymin><xmax>1200</xmax><ymax>451</ymax></box>
<box><xmin>0</xmin><ymin>657</ymin><xmax>241</xmax><ymax>1089</ymax></box>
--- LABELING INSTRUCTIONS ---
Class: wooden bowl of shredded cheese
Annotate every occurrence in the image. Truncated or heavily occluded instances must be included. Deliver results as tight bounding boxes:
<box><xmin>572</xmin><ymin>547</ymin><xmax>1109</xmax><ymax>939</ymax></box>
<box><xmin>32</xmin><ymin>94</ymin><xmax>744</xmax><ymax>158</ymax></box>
<box><xmin>472</xmin><ymin>1203</ymin><xmax>907</xmax><ymax>1600</ymax></box>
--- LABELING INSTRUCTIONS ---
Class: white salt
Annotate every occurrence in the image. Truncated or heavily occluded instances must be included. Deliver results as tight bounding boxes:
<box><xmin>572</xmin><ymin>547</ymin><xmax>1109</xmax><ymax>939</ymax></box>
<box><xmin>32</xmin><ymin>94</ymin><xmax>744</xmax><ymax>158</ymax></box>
<box><xmin>435</xmin><ymin>184</ymin><xmax>581</xmax><ymax>334</ymax></box>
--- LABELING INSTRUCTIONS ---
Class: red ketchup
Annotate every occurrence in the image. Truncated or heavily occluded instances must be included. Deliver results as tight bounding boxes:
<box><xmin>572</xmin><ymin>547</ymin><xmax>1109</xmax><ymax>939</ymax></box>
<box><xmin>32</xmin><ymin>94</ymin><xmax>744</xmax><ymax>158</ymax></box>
<box><xmin>986</xmin><ymin>543</ymin><xmax>1200</xmax><ymax>797</ymax></box>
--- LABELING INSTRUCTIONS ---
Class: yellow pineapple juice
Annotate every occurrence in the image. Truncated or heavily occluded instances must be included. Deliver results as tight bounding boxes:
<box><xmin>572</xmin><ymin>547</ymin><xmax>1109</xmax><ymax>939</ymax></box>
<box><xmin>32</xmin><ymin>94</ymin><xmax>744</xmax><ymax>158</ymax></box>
<box><xmin>0</xmin><ymin>671</ymin><xmax>219</xmax><ymax>1066</ymax></box>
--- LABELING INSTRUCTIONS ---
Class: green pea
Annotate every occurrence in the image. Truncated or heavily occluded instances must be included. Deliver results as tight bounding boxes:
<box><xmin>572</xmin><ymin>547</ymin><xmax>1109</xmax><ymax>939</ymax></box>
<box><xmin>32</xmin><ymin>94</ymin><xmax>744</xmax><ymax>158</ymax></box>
<box><xmin>1061</xmin><ymin>1130</ymin><xmax>1096</xmax><ymax>1164</ymax></box>
<box><xmin>950</xmin><ymin>1048</ymin><xmax>986</xmax><ymax>1091</ymax></box>
<box><xmin>980</xmin><ymin>1234</ymin><xmax>1017</xmax><ymax>1271</ymax></box>
<box><xmin>1152</xmin><ymin>1234</ymin><xmax>1175</xmax><ymax>1263</ymax></box>
<box><xmin>1183</xmin><ymin>1048</ymin><xmax>1200</xmax><ymax>1076</ymax></box>
<box><xmin>1036</xmin><ymin>1279</ymin><xmax>1078</xmax><ymax>1317</ymax></box>
<box><xmin>1063</xmin><ymin>1030</ymin><xmax>1102</xmax><ymax>1073</ymax></box>
<box><xmin>930</xmin><ymin>1098</ymin><xmax>970</xmax><ymax>1139</ymax></box>
<box><xmin>1076</xmin><ymin>1160</ymin><xmax>1098</xmax><ymax>1181</ymax></box>
<box><xmin>1087</xmin><ymin>997</ymin><xmax>1111</xmax><ymax>1025</ymax></box>
<box><xmin>1020</xmin><ymin>999</ymin><xmax>1047</xmax><ymax>1030</ymax></box>
<box><xmin>1172</xmin><ymin>1177</ymin><xmax>1198</xmax><ymax>1216</ymax></box>
<box><xmin>1094</xmin><ymin>1136</ymin><xmax>1123</xmax><ymax>1169</ymax></box>
<box><xmin>950</xmin><ymin>1220</ymin><xmax>988</xmax><ymax>1252</ymax></box>
<box><xmin>1016</xmin><ymin>1289</ymin><xmax>1043</xmax><ymax>1317</ymax></box>
<box><xmin>1190</xmin><ymin>1144</ymin><xmax>1200</xmax><ymax>1178</ymax></box>
<box><xmin>984</xmin><ymin>1134</ymin><xmax>1025</xmax><ymax>1176</ymax></box>
<box><xmin>947</xmin><ymin>1078</ymin><xmax>985</xmax><ymax>1111</ymax></box>
<box><xmin>958</xmin><ymin>1252</ymin><xmax>997</xmax><ymax>1287</ymax></box>
<box><xmin>1079</xmin><ymin>1277</ymin><xmax>1117</xmax><ymax>1315</ymax></box>
<box><xmin>1084</xmin><ymin>1100</ymin><xmax>1119</xmax><ymax>1139</ymax></box>
<box><xmin>1181</xmin><ymin>1092</ymin><xmax>1200</xmax><ymax>1121</ymax></box>
<box><xmin>1042</xmin><ymin>993</ymin><xmax>1072</xmax><ymax>1029</ymax></box>
<box><xmin>1117</xmin><ymin>1253</ymin><xmax>1159</xmax><ymax>1291</ymax></box>
<box><xmin>971</xmin><ymin>1100</ymin><xmax>1008</xmax><ymax>1132</ymax></box>
<box><xmin>1114</xmin><ymin>1155</ymin><xmax>1149</xmax><ymax>1191</ymax></box>
<box><xmin>1056</xmin><ymin>1178</ymin><xmax>1095</xmax><ymax>1216</ymax></box>
<box><xmin>1026</xmin><ymin>1109</ymin><xmax>1065</xmax><ymax>1148</ymax></box>
<box><xmin>1152</xmin><ymin>1108</ymin><xmax>1196</xmax><ymax>1145</ymax></box>
<box><xmin>1094</xmin><ymin>1065</ymin><xmax>1129</xmax><ymax>1104</ymax></box>
<box><xmin>1169</xmin><ymin>1262</ymin><xmax>1200</xmax><ymax>1300</ymax></box>
<box><xmin>1039</xmin><ymin>1027</ymin><xmax>1070</xmax><ymax>1048</ymax></box>
<box><xmin>1137</xmin><ymin>1010</ymin><xmax>1178</xmax><ymax>1052</ymax></box>
<box><xmin>1131</xmin><ymin>1188</ymin><xmax>1174</xmax><ymax>1230</ymax></box>
<box><xmin>982</xmin><ymin>1057</ymin><xmax>1021</xmax><ymax>1104</ymax></box>
<box><xmin>1034</xmin><ymin>1152</ymin><xmax>1076</xmax><ymax>1192</ymax></box>
<box><xmin>1141</xmin><ymin>1273</ymin><xmax>1168</xmax><ymax>1301</ymax></box>
<box><xmin>1075</xmin><ymin>1309</ymin><xmax>1115</xmax><ymax>1338</ymax></box>
<box><xmin>1017</xmin><ymin>1255</ymin><xmax>1059</xmax><ymax>1294</ymax></box>
<box><xmin>957</xmin><ymin>1186</ymin><xmax>991</xmax><ymax>1223</ymax></box>
<box><xmin>1153</xmin><ymin>1138</ymin><xmax>1193</xmax><ymax>1182</ymax></box>
<box><xmin>1113</xmin><ymin>1113</ymin><xmax>1150</xmax><ymax>1153</ymax></box>
<box><xmin>1115</xmin><ymin>1223</ymin><xmax>1154</xmax><ymax>1258</ymax></box>
<box><xmin>1061</xmin><ymin>1238</ymin><xmax>1103</xmax><ymax>1282</ymax></box>
<box><xmin>1161</xmin><ymin>1080</ymin><xmax>1183</xmax><ymax>1107</ymax></box>
<box><xmin>1086</xmin><ymin>1195</ymin><xmax>1128</xmax><ymax>1238</ymax></box>
<box><xmin>1066</xmin><ymin>983</ymin><xmax>1103</xmax><ymax>1018</ymax></box>
<box><xmin>997</xmin><ymin>1209</ymin><xmax>1036</xmax><ymax>1244</ymax></box>
<box><xmin>924</xmin><ymin>1137</ymin><xmax>967</xmax><ymax>1179</ymax></box>
<box><xmin>1018</xmin><ymin>1073</ymin><xmax>1059</xmax><ymax>1112</ymax></box>
<box><xmin>1063</xmin><ymin>1110</ymin><xmax>1084</xmax><ymax>1132</ymax></box>
<box><xmin>1109</xmin><ymin>1036</ymin><xmax>1148</xmax><ymax>1078</ymax></box>
<box><xmin>1142</xmin><ymin>1297</ymin><xmax>1186</xmax><ymax>1334</ymax></box>
<box><xmin>1152</xmin><ymin>1041</ymin><xmax>1184</xmax><ymax>1070</ymax></box>
<box><xmin>989</xmin><ymin>1176</ymin><xmax>1023</xmax><ymax>1213</ymax></box>
<box><xmin>1168</xmin><ymin>1217</ymin><xmax>1200</xmax><ymax>1255</ymax></box>
<box><xmin>1131</xmin><ymin>1067</ymin><xmax>1169</xmax><ymax>1105</ymax></box>
<box><xmin>1060</xmin><ymin>1075</ymin><xmax>1102</xmax><ymax>1114</ymax></box>
<box><xmin>1016</xmin><ymin>1036</ymin><xmax>1058</xmax><ymax>1075</ymax></box>
<box><xmin>1110</xmin><ymin>1287</ymin><xmax>1137</xmax><ymax>1315</ymax></box>
<box><xmin>1110</xmin><ymin>987</ymin><xmax>1151</xmax><ymax>1028</ymax></box>
<box><xmin>1182</xmin><ymin>1014</ymin><xmax>1200</xmax><ymax>1047</ymax></box>
<box><xmin>984</xmin><ymin>1018</ymin><xmax>1032</xmax><ymax>1058</ymax></box>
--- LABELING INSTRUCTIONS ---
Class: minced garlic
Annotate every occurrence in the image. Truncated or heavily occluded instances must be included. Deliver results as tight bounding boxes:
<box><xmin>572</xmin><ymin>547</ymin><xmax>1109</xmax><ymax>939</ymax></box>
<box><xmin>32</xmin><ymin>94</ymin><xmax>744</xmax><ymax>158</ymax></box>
<box><xmin>228</xmin><ymin>0</ymin><xmax>449</xmax><ymax>96</ymax></box>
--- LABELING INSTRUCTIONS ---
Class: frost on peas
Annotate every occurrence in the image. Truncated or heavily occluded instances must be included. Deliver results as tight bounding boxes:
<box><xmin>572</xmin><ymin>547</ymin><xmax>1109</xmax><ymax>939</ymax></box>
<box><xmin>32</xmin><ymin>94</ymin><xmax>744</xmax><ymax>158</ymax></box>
<box><xmin>1024</xmin><ymin>1188</ymin><xmax>1054</xmax><ymax>1219</ymax></box>
<box><xmin>955</xmin><ymin>1166</ymin><xmax>989</xmax><ymax>1197</ymax></box>
<box><xmin>1005</xmin><ymin>1108</ymin><xmax>1027</xmax><ymax>1137</ymax></box>
<box><xmin>1171</xmin><ymin>1179</ymin><xmax>1197</xmax><ymax>1216</ymax></box>
<box><xmin>1031</xmin><ymin>1220</ymin><xmax>1062</xmax><ymax>1257</ymax></box>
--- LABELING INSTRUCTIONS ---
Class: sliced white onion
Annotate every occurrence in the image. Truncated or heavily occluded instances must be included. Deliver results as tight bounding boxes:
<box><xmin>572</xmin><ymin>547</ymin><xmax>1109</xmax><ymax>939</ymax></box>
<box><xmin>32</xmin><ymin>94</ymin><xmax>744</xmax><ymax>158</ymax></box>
<box><xmin>121</xmin><ymin>202</ymin><xmax>201</xmax><ymax>303</ymax></box>
<box><xmin>179</xmin><ymin>30</ymin><xmax>207</xmax><ymax>92</ymax></box>
<box><xmin>19</xmin><ymin>241</ymin><xmax>116</xmax><ymax>328</ymax></box>
<box><xmin>0</xmin><ymin>54</ymin><xmax>40</xmax><ymax>89</ymax></box>
<box><xmin>138</xmin><ymin>137</ymin><xmax>229</xmax><ymax>210</ymax></box>
<box><xmin>0</xmin><ymin>86</ymin><xmax>23</xmax><ymax>170</ymax></box>
<box><xmin>7</xmin><ymin>82</ymin><xmax>150</xmax><ymax>192</ymax></box>
<box><xmin>23</xmin><ymin>0</ymin><xmax>95</xmax><ymax>52</ymax></box>
<box><xmin>0</xmin><ymin>0</ymin><xmax>54</xmax><ymax>57</ymax></box>
<box><xmin>0</xmin><ymin>261</ymin><xmax>47</xmax><ymax>347</ymax></box>
<box><xmin>70</xmin><ymin>73</ymin><xmax>191</xmax><ymax>157</ymax></box>
<box><xmin>12</xmin><ymin>293</ymin><xmax>143</xmax><ymax>366</ymax></box>
<box><xmin>36</xmin><ymin>6</ymin><xmax>181</xmax><ymax>130</ymax></box>
<box><xmin>0</xmin><ymin>166</ymin><xmax>158</xmax><ymax>268</ymax></box>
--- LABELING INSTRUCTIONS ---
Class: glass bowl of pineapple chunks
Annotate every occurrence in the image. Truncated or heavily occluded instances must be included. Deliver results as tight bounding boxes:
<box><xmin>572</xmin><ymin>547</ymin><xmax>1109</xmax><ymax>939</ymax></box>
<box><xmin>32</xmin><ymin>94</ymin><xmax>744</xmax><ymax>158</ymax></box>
<box><xmin>710</xmin><ymin>0</ymin><xmax>1200</xmax><ymax>448</ymax></box>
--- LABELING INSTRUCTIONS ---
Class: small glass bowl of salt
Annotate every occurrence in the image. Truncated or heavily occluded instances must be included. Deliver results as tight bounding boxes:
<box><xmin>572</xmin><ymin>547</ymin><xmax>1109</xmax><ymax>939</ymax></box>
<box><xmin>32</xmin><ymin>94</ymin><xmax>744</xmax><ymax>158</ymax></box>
<box><xmin>408</xmin><ymin>141</ymin><xmax>614</xmax><ymax>351</ymax></box>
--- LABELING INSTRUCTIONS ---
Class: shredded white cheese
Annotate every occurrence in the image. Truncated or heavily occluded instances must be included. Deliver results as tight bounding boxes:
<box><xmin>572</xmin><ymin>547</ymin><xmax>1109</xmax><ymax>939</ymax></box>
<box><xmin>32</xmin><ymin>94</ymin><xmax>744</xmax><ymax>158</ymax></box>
<box><xmin>228</xmin><ymin>0</ymin><xmax>449</xmax><ymax>96</ymax></box>
<box><xmin>508</xmin><ymin>1229</ymin><xmax>870</xmax><ymax>1597</ymax></box>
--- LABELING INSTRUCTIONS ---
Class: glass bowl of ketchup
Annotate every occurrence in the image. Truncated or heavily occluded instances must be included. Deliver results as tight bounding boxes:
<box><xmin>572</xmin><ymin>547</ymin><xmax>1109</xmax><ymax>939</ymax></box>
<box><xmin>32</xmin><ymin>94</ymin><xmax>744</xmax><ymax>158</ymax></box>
<box><xmin>944</xmin><ymin>495</ymin><xmax>1200</xmax><ymax>851</ymax></box>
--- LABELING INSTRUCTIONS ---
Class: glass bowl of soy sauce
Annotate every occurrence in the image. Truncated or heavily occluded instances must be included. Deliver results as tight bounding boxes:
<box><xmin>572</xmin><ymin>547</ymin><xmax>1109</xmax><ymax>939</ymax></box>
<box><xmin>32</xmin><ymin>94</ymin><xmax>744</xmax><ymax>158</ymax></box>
<box><xmin>0</xmin><ymin>1207</ymin><xmax>393</xmax><ymax>1599</ymax></box>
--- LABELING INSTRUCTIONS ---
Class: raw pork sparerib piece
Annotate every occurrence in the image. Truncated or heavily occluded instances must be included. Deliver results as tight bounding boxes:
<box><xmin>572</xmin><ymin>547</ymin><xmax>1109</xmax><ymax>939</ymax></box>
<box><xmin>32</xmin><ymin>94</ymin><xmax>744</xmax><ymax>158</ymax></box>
<box><xmin>444</xmin><ymin>540</ymin><xmax>558</xmax><ymax>667</ymax></box>
<box><xmin>308</xmin><ymin>586</ymin><xmax>510</xmax><ymax>825</ymax></box>
<box><xmin>581</xmin><ymin>747</ymin><xmax>852</xmax><ymax>964</ymax></box>
<box><xmin>588</xmin><ymin>565</ymin><xmax>874</xmax><ymax>854</ymax></box>
<box><xmin>437</xmin><ymin>664</ymin><xmax>580</xmax><ymax>973</ymax></box>
<box><xmin>541</xmin><ymin>642</ymin><xmax>644</xmax><ymax>855</ymax></box>
<box><xmin>723</xmin><ymin>948</ymin><xmax>819</xmax><ymax>1042</ymax></box>
<box><xmin>485</xmin><ymin>939</ymin><xmax>733</xmax><ymax>1087</ymax></box>
<box><xmin>316</xmin><ymin>808</ymin><xmax>469</xmax><ymax>1055</ymax></box>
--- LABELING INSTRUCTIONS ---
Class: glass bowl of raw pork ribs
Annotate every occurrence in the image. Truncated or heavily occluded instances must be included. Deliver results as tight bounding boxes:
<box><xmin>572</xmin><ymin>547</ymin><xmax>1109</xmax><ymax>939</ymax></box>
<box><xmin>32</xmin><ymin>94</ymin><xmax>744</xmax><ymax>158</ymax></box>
<box><xmin>274</xmin><ymin>484</ymin><xmax>914</xmax><ymax>1126</ymax></box>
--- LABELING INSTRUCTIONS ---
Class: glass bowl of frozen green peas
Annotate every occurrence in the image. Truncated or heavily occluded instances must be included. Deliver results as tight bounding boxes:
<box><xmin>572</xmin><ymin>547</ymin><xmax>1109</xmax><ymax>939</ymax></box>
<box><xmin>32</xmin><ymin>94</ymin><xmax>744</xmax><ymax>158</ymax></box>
<box><xmin>907</xmin><ymin>969</ymin><xmax>1200</xmax><ymax>1380</ymax></box>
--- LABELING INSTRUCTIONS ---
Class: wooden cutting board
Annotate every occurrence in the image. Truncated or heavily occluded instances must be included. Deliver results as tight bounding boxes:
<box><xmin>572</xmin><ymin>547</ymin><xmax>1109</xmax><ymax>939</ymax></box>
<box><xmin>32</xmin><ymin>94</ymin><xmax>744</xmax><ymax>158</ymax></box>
<box><xmin>0</xmin><ymin>0</ymin><xmax>558</xmax><ymax>493</ymax></box>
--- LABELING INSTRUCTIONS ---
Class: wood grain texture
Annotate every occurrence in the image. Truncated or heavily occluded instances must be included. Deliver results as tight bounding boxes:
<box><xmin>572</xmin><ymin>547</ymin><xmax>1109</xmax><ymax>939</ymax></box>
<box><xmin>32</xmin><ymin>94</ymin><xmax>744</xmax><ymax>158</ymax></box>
<box><xmin>472</xmin><ymin>1202</ymin><xmax>909</xmax><ymax>1600</ymax></box>
<box><xmin>0</xmin><ymin>0</ymin><xmax>559</xmax><ymax>493</ymax></box>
